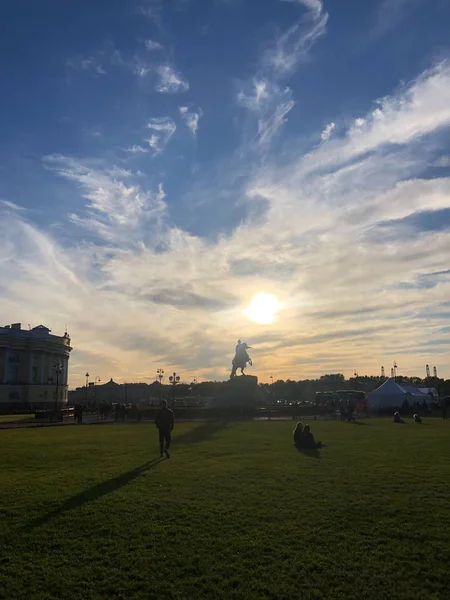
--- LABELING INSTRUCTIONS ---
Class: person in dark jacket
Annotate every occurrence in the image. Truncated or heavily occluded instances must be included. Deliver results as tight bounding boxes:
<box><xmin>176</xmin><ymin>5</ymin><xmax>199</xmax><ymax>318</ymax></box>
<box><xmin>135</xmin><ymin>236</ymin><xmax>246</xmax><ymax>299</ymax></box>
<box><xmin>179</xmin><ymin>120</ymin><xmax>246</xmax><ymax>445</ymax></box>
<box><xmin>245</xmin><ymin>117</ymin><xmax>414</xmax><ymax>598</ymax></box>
<box><xmin>155</xmin><ymin>399</ymin><xmax>175</xmax><ymax>458</ymax></box>
<box><xmin>393</xmin><ymin>412</ymin><xmax>405</xmax><ymax>424</ymax></box>
<box><xmin>301</xmin><ymin>424</ymin><xmax>324</xmax><ymax>449</ymax></box>
<box><xmin>293</xmin><ymin>422</ymin><xmax>304</xmax><ymax>447</ymax></box>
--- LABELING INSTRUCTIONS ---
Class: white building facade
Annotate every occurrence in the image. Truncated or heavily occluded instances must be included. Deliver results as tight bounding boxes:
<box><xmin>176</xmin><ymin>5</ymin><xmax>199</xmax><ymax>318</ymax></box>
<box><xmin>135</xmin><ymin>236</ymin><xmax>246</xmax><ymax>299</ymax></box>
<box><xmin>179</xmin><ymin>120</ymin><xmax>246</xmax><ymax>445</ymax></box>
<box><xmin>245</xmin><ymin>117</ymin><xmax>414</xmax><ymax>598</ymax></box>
<box><xmin>0</xmin><ymin>323</ymin><xmax>72</xmax><ymax>409</ymax></box>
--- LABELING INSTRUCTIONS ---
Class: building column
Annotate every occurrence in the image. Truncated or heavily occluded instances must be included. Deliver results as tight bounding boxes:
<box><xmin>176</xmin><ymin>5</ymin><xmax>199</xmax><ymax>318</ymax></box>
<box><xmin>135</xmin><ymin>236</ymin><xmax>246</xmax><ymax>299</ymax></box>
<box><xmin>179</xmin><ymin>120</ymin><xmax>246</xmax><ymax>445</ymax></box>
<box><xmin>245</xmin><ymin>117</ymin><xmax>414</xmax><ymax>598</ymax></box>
<box><xmin>28</xmin><ymin>352</ymin><xmax>34</xmax><ymax>384</ymax></box>
<box><xmin>40</xmin><ymin>353</ymin><xmax>45</xmax><ymax>384</ymax></box>
<box><xmin>64</xmin><ymin>357</ymin><xmax>69</xmax><ymax>386</ymax></box>
<box><xmin>3</xmin><ymin>349</ymin><xmax>9</xmax><ymax>383</ymax></box>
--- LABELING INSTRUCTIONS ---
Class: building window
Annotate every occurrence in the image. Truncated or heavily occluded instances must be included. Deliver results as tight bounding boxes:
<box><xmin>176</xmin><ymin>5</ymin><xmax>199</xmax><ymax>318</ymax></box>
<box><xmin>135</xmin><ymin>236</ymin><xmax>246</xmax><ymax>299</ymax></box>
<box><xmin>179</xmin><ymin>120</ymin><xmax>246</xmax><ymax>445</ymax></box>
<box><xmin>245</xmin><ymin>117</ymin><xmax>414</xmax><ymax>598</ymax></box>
<box><xmin>9</xmin><ymin>392</ymin><xmax>20</xmax><ymax>401</ymax></box>
<box><xmin>32</xmin><ymin>366</ymin><xmax>38</xmax><ymax>383</ymax></box>
<box><xmin>7</xmin><ymin>365</ymin><xmax>19</xmax><ymax>384</ymax></box>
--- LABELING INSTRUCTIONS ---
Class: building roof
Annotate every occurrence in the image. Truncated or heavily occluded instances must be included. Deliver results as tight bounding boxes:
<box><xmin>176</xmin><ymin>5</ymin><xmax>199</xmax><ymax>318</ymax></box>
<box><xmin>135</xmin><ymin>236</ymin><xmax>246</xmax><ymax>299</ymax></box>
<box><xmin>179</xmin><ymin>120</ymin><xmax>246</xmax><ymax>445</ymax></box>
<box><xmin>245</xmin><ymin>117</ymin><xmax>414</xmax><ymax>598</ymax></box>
<box><xmin>0</xmin><ymin>323</ymin><xmax>71</xmax><ymax>346</ymax></box>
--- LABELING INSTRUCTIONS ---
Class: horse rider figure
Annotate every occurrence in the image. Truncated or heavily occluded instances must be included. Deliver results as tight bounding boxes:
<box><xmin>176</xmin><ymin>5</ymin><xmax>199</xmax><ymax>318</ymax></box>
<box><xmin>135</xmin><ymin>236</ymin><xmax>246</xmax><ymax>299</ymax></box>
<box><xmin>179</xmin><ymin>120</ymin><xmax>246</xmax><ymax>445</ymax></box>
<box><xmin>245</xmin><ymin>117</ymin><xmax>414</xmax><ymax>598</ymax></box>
<box><xmin>230</xmin><ymin>339</ymin><xmax>252</xmax><ymax>378</ymax></box>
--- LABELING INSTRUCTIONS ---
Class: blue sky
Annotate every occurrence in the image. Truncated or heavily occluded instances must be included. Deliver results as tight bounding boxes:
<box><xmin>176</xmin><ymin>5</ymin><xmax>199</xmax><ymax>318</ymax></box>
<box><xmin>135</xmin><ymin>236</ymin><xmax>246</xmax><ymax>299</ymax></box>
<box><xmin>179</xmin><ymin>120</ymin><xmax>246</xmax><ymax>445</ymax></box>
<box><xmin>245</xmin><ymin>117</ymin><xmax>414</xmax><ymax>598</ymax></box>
<box><xmin>1</xmin><ymin>0</ymin><xmax>450</xmax><ymax>386</ymax></box>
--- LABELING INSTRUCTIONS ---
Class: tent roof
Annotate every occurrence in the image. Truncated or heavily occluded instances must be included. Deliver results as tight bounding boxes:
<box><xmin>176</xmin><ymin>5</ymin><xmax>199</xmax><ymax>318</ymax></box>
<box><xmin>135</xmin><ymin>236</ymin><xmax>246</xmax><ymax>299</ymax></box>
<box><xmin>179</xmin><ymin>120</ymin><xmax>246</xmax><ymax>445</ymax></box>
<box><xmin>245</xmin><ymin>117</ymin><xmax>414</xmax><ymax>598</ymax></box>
<box><xmin>370</xmin><ymin>378</ymin><xmax>428</xmax><ymax>397</ymax></box>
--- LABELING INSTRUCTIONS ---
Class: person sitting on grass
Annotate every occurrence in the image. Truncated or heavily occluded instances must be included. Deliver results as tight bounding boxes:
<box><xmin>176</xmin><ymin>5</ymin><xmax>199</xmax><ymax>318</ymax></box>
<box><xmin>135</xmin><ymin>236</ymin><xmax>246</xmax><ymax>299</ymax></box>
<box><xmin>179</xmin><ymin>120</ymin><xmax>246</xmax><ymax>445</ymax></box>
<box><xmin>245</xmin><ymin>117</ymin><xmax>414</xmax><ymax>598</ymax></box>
<box><xmin>301</xmin><ymin>424</ymin><xmax>324</xmax><ymax>449</ymax></box>
<box><xmin>393</xmin><ymin>412</ymin><xmax>406</xmax><ymax>424</ymax></box>
<box><xmin>413</xmin><ymin>413</ymin><xmax>422</xmax><ymax>424</ymax></box>
<box><xmin>293</xmin><ymin>422</ymin><xmax>304</xmax><ymax>447</ymax></box>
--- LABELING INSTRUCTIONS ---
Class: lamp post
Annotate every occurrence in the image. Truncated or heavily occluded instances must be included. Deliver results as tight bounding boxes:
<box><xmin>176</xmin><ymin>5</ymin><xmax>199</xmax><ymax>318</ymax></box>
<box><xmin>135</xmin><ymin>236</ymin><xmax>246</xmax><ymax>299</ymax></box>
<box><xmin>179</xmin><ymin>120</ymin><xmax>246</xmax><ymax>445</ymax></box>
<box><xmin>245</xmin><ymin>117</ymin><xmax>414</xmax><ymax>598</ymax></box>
<box><xmin>85</xmin><ymin>372</ymin><xmax>89</xmax><ymax>405</ymax></box>
<box><xmin>54</xmin><ymin>361</ymin><xmax>63</xmax><ymax>413</ymax></box>
<box><xmin>169</xmin><ymin>372</ymin><xmax>180</xmax><ymax>404</ymax></box>
<box><xmin>157</xmin><ymin>368</ymin><xmax>164</xmax><ymax>402</ymax></box>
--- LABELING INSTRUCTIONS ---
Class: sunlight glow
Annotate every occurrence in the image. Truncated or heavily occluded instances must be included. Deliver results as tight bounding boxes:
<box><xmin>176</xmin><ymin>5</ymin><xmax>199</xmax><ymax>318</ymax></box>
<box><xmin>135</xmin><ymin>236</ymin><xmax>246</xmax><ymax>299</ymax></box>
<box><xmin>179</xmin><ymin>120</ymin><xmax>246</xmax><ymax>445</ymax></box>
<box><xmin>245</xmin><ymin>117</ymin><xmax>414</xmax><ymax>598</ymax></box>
<box><xmin>244</xmin><ymin>293</ymin><xmax>283</xmax><ymax>325</ymax></box>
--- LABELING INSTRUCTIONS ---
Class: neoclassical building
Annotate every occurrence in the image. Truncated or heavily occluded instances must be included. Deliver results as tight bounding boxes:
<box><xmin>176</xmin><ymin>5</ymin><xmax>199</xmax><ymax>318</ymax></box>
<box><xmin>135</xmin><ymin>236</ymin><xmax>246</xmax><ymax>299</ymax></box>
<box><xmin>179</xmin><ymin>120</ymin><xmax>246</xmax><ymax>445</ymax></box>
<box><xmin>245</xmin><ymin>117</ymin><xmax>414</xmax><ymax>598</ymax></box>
<box><xmin>0</xmin><ymin>323</ymin><xmax>72</xmax><ymax>409</ymax></box>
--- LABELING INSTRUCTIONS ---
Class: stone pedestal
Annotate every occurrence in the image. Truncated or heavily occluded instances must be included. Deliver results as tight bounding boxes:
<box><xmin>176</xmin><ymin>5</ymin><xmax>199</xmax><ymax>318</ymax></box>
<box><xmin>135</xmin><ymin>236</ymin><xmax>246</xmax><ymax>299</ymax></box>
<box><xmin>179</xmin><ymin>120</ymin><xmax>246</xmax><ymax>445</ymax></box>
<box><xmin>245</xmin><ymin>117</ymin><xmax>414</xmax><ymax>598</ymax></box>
<box><xmin>214</xmin><ymin>375</ymin><xmax>258</xmax><ymax>407</ymax></box>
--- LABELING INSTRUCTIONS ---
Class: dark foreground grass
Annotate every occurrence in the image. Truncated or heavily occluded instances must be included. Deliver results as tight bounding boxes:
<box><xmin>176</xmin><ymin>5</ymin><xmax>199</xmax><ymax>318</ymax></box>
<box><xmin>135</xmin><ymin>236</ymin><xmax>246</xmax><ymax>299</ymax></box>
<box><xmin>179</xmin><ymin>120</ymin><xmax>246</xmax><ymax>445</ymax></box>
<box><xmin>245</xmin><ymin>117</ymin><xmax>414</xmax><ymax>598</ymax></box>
<box><xmin>1</xmin><ymin>419</ymin><xmax>450</xmax><ymax>600</ymax></box>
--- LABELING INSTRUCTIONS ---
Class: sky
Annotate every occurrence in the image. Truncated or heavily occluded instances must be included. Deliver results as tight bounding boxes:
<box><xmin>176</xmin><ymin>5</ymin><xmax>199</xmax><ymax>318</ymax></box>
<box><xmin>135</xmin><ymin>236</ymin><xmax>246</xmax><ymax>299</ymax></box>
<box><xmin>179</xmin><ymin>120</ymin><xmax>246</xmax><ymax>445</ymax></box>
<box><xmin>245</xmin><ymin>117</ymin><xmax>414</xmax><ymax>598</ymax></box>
<box><xmin>1</xmin><ymin>0</ymin><xmax>450</xmax><ymax>387</ymax></box>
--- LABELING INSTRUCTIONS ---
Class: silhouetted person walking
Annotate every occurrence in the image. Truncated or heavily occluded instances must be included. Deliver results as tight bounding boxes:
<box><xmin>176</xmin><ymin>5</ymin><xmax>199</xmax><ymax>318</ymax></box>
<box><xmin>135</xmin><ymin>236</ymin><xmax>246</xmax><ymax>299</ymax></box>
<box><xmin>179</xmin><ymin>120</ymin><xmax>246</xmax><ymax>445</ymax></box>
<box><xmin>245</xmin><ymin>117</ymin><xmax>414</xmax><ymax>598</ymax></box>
<box><xmin>155</xmin><ymin>399</ymin><xmax>174</xmax><ymax>458</ymax></box>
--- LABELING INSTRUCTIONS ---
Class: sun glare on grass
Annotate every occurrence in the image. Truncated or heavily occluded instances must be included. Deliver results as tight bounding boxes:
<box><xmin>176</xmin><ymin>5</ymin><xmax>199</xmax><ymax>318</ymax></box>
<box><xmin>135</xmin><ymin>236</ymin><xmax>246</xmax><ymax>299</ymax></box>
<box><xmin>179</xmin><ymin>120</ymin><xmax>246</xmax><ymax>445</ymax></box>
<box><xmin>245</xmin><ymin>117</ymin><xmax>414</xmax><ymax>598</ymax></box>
<box><xmin>244</xmin><ymin>293</ymin><xmax>283</xmax><ymax>325</ymax></box>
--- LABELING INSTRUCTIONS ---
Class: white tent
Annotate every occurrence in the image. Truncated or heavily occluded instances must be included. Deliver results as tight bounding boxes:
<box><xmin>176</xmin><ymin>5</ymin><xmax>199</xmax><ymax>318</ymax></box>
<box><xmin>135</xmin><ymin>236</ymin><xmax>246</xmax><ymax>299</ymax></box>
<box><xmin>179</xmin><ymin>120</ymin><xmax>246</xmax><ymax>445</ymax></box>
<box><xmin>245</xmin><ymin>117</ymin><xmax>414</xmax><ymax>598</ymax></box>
<box><xmin>368</xmin><ymin>378</ymin><xmax>429</xmax><ymax>409</ymax></box>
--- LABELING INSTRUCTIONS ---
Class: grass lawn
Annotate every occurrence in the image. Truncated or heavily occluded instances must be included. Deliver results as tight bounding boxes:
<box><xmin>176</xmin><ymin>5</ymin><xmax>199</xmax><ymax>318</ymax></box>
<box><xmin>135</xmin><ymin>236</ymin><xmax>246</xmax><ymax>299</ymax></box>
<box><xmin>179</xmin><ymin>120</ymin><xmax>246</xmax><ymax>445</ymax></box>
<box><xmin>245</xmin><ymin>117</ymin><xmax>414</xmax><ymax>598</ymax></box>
<box><xmin>1</xmin><ymin>419</ymin><xmax>450</xmax><ymax>600</ymax></box>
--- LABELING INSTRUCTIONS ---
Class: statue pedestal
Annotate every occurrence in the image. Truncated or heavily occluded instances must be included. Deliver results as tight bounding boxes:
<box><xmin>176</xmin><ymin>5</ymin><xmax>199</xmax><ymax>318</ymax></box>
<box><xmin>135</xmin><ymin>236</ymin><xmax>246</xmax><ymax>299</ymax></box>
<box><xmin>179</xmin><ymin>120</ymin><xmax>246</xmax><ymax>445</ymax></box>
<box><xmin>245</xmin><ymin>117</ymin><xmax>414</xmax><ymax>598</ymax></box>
<box><xmin>215</xmin><ymin>375</ymin><xmax>258</xmax><ymax>407</ymax></box>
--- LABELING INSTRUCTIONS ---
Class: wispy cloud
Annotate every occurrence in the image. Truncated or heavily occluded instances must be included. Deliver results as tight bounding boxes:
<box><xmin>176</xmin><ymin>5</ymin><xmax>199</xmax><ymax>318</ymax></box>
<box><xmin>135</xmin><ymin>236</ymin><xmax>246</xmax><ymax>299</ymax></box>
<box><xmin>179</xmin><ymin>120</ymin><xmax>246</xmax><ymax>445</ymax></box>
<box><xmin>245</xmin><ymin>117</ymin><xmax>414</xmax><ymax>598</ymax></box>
<box><xmin>155</xmin><ymin>65</ymin><xmax>189</xmax><ymax>93</ymax></box>
<box><xmin>179</xmin><ymin>106</ymin><xmax>203</xmax><ymax>136</ymax></box>
<box><xmin>125</xmin><ymin>145</ymin><xmax>150</xmax><ymax>154</ymax></box>
<box><xmin>67</xmin><ymin>57</ymin><xmax>107</xmax><ymax>75</ymax></box>
<box><xmin>320</xmin><ymin>121</ymin><xmax>335</xmax><ymax>141</ymax></box>
<box><xmin>264</xmin><ymin>0</ymin><xmax>328</xmax><ymax>76</ymax></box>
<box><xmin>236</xmin><ymin>0</ymin><xmax>327</xmax><ymax>152</ymax></box>
<box><xmin>0</xmin><ymin>199</ymin><xmax>25</xmax><ymax>212</ymax></box>
<box><xmin>4</xmin><ymin>53</ymin><xmax>450</xmax><ymax>384</ymax></box>
<box><xmin>43</xmin><ymin>155</ymin><xmax>167</xmax><ymax>242</ymax></box>
<box><xmin>237</xmin><ymin>79</ymin><xmax>295</xmax><ymax>147</ymax></box>
<box><xmin>146</xmin><ymin>117</ymin><xmax>177</xmax><ymax>154</ymax></box>
<box><xmin>145</xmin><ymin>39</ymin><xmax>164</xmax><ymax>51</ymax></box>
<box><xmin>373</xmin><ymin>0</ymin><xmax>425</xmax><ymax>38</ymax></box>
<box><xmin>433</xmin><ymin>156</ymin><xmax>450</xmax><ymax>168</ymax></box>
<box><xmin>134</xmin><ymin>65</ymin><xmax>151</xmax><ymax>77</ymax></box>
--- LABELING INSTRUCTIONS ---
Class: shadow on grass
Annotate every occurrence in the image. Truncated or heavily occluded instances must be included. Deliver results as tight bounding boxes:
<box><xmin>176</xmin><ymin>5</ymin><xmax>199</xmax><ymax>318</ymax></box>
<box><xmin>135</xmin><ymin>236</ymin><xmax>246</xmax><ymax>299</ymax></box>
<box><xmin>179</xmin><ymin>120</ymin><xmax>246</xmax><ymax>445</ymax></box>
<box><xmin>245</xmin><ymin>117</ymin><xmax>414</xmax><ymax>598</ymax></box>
<box><xmin>175</xmin><ymin>421</ymin><xmax>232</xmax><ymax>446</ymax></box>
<box><xmin>295</xmin><ymin>447</ymin><xmax>321</xmax><ymax>459</ymax></box>
<box><xmin>29</xmin><ymin>458</ymin><xmax>163</xmax><ymax>529</ymax></box>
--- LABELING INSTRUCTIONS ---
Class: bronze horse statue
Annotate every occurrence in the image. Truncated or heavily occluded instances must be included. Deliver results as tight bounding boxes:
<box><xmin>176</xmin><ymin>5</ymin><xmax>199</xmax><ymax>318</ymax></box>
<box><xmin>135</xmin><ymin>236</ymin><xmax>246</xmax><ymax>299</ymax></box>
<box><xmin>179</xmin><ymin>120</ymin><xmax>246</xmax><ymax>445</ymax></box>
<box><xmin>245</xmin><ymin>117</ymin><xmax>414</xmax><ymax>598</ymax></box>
<box><xmin>230</xmin><ymin>340</ymin><xmax>252</xmax><ymax>378</ymax></box>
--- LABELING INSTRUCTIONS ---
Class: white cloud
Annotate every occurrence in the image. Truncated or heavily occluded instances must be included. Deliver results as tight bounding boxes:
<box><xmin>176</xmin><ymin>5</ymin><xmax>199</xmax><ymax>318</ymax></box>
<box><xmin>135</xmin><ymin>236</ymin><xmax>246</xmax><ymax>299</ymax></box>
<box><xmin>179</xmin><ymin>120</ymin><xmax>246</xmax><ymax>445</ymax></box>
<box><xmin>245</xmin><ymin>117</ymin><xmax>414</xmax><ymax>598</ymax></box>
<box><xmin>281</xmin><ymin>0</ymin><xmax>323</xmax><ymax>16</ymax></box>
<box><xmin>67</xmin><ymin>57</ymin><xmax>107</xmax><ymax>75</ymax></box>
<box><xmin>237</xmin><ymin>79</ymin><xmax>295</xmax><ymax>147</ymax></box>
<box><xmin>264</xmin><ymin>0</ymin><xmax>328</xmax><ymax>76</ymax></box>
<box><xmin>125</xmin><ymin>145</ymin><xmax>150</xmax><ymax>154</ymax></box>
<box><xmin>155</xmin><ymin>65</ymin><xmax>189</xmax><ymax>93</ymax></box>
<box><xmin>320</xmin><ymin>121</ymin><xmax>336</xmax><ymax>141</ymax></box>
<box><xmin>299</xmin><ymin>61</ymin><xmax>450</xmax><ymax>176</ymax></box>
<box><xmin>433</xmin><ymin>156</ymin><xmax>450</xmax><ymax>168</ymax></box>
<box><xmin>145</xmin><ymin>39</ymin><xmax>164</xmax><ymax>51</ymax></box>
<box><xmin>237</xmin><ymin>79</ymin><xmax>272</xmax><ymax>111</ymax></box>
<box><xmin>0</xmin><ymin>199</ymin><xmax>25</xmax><ymax>211</ymax></box>
<box><xmin>146</xmin><ymin>117</ymin><xmax>177</xmax><ymax>154</ymax></box>
<box><xmin>3</xmin><ymin>62</ymin><xmax>450</xmax><ymax>385</ymax></box>
<box><xmin>179</xmin><ymin>106</ymin><xmax>203</xmax><ymax>136</ymax></box>
<box><xmin>134</xmin><ymin>65</ymin><xmax>151</xmax><ymax>77</ymax></box>
<box><xmin>257</xmin><ymin>97</ymin><xmax>295</xmax><ymax>147</ymax></box>
<box><xmin>43</xmin><ymin>155</ymin><xmax>167</xmax><ymax>242</ymax></box>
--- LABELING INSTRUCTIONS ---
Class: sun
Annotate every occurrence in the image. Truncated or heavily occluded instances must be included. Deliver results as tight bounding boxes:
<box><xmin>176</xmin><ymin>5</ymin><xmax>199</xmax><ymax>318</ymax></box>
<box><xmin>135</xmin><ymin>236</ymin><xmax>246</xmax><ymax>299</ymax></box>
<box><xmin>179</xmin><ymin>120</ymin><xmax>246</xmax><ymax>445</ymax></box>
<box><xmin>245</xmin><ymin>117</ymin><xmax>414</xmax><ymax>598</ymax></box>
<box><xmin>244</xmin><ymin>293</ymin><xmax>283</xmax><ymax>325</ymax></box>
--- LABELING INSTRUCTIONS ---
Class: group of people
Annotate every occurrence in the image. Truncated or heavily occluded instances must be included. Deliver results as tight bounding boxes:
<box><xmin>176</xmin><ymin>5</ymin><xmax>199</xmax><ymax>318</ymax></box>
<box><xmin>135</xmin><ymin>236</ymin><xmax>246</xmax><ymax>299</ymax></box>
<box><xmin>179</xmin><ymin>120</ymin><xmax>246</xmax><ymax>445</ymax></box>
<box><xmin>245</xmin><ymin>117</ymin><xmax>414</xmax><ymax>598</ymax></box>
<box><xmin>155</xmin><ymin>403</ymin><xmax>326</xmax><ymax>460</ymax></box>
<box><xmin>394</xmin><ymin>412</ymin><xmax>423</xmax><ymax>424</ymax></box>
<box><xmin>293</xmin><ymin>422</ymin><xmax>324</xmax><ymax>449</ymax></box>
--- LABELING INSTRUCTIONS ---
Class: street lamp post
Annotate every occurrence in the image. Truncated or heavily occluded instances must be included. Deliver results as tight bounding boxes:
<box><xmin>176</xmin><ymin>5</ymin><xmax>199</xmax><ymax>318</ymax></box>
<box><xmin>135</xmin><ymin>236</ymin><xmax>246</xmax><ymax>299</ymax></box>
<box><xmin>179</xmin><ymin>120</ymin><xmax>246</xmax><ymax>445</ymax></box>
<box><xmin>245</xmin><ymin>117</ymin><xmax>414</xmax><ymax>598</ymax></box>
<box><xmin>94</xmin><ymin>377</ymin><xmax>101</xmax><ymax>407</ymax></box>
<box><xmin>85</xmin><ymin>372</ymin><xmax>89</xmax><ymax>405</ymax></box>
<box><xmin>54</xmin><ymin>361</ymin><xmax>63</xmax><ymax>415</ymax></box>
<box><xmin>169</xmin><ymin>372</ymin><xmax>180</xmax><ymax>405</ymax></box>
<box><xmin>157</xmin><ymin>368</ymin><xmax>164</xmax><ymax>402</ymax></box>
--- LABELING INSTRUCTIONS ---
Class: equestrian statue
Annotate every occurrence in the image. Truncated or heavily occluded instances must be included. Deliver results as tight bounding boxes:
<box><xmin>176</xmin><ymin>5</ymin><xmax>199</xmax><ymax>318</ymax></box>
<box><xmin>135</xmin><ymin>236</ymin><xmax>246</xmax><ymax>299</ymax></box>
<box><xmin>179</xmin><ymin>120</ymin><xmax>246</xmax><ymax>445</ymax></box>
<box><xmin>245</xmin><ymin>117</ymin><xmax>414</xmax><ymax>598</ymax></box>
<box><xmin>230</xmin><ymin>339</ymin><xmax>253</xmax><ymax>378</ymax></box>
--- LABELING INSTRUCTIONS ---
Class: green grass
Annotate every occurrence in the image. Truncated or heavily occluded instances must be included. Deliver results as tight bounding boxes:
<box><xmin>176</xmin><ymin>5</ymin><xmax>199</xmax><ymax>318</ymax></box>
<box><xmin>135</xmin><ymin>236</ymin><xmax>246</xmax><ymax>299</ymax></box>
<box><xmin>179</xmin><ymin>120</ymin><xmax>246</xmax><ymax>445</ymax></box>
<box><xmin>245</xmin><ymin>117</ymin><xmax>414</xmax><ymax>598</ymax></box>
<box><xmin>1</xmin><ymin>419</ymin><xmax>450</xmax><ymax>600</ymax></box>
<box><xmin>0</xmin><ymin>414</ymin><xmax>34</xmax><ymax>424</ymax></box>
